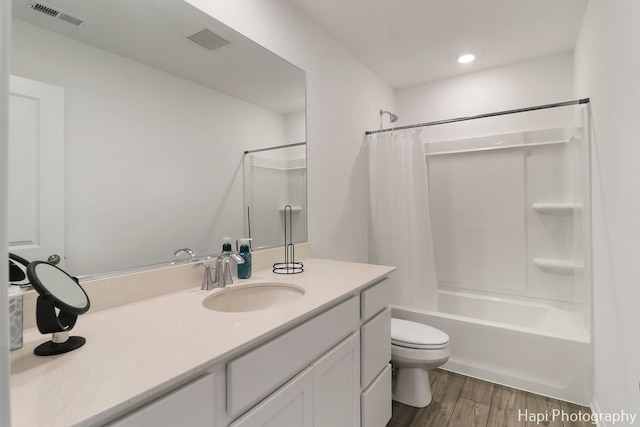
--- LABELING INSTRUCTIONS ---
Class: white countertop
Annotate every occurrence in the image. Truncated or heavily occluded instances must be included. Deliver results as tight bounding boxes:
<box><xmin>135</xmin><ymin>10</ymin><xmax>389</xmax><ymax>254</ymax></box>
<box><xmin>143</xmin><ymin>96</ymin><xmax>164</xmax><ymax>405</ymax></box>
<box><xmin>10</xmin><ymin>258</ymin><xmax>394</xmax><ymax>426</ymax></box>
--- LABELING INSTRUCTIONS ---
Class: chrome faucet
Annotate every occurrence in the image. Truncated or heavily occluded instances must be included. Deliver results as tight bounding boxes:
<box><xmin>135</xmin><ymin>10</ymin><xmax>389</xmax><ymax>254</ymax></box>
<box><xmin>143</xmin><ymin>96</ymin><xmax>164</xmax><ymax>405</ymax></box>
<box><xmin>194</xmin><ymin>263</ymin><xmax>215</xmax><ymax>290</ymax></box>
<box><xmin>213</xmin><ymin>252</ymin><xmax>244</xmax><ymax>288</ymax></box>
<box><xmin>173</xmin><ymin>248</ymin><xmax>197</xmax><ymax>262</ymax></box>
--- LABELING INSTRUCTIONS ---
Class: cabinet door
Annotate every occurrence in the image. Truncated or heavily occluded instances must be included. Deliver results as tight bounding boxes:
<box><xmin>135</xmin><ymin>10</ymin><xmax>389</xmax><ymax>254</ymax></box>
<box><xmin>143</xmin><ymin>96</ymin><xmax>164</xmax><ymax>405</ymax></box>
<box><xmin>230</xmin><ymin>367</ymin><xmax>313</xmax><ymax>427</ymax></box>
<box><xmin>313</xmin><ymin>333</ymin><xmax>360</xmax><ymax>427</ymax></box>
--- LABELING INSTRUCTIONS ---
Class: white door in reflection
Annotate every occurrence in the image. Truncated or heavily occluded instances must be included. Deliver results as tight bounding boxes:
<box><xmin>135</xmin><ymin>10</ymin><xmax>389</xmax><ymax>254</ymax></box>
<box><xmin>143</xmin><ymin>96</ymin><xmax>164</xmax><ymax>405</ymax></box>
<box><xmin>8</xmin><ymin>75</ymin><xmax>65</xmax><ymax>266</ymax></box>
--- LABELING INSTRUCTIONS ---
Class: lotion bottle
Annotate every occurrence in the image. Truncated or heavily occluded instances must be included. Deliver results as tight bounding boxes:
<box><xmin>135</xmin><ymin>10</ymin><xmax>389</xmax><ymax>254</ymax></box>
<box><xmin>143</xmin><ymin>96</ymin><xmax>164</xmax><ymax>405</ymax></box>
<box><xmin>237</xmin><ymin>238</ymin><xmax>252</xmax><ymax>279</ymax></box>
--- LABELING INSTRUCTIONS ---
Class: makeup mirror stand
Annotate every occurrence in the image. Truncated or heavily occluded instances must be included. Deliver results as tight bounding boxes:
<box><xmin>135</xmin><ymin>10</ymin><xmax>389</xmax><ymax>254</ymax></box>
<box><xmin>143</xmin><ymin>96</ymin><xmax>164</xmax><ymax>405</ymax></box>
<box><xmin>27</xmin><ymin>261</ymin><xmax>91</xmax><ymax>356</ymax></box>
<box><xmin>34</xmin><ymin>292</ymin><xmax>86</xmax><ymax>356</ymax></box>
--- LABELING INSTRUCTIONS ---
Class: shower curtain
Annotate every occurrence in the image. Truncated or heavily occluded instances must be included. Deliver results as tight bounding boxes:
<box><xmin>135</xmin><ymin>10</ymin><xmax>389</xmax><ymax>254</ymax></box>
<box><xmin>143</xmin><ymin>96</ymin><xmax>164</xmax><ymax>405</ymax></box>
<box><xmin>366</xmin><ymin>129</ymin><xmax>439</xmax><ymax>310</ymax></box>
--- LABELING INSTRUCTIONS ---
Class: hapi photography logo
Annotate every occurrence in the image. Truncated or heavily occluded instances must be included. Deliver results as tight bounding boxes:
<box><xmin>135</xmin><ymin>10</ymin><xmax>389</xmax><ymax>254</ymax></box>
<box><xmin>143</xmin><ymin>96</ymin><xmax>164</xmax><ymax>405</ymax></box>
<box><xmin>518</xmin><ymin>409</ymin><xmax>637</xmax><ymax>425</ymax></box>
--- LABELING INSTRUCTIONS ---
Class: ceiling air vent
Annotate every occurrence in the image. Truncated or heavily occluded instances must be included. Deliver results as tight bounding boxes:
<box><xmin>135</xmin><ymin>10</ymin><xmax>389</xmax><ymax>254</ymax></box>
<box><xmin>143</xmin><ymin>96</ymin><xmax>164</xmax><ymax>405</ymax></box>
<box><xmin>28</xmin><ymin>1</ymin><xmax>85</xmax><ymax>26</ymax></box>
<box><xmin>187</xmin><ymin>28</ymin><xmax>230</xmax><ymax>51</ymax></box>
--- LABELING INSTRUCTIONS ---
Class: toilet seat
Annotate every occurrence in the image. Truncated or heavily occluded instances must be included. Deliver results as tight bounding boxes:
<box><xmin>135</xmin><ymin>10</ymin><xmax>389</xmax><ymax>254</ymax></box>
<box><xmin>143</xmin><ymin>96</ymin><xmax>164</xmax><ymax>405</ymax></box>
<box><xmin>391</xmin><ymin>318</ymin><xmax>449</xmax><ymax>350</ymax></box>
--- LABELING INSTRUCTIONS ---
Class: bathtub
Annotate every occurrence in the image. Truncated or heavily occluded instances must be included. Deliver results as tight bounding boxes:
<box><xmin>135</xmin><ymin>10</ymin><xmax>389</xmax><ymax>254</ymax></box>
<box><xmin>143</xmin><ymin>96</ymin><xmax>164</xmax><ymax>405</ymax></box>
<box><xmin>392</xmin><ymin>290</ymin><xmax>592</xmax><ymax>405</ymax></box>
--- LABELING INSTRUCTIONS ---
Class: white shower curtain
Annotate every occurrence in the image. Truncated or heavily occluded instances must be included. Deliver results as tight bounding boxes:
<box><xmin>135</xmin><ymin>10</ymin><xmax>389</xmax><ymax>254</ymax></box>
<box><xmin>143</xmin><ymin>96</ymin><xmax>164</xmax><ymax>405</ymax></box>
<box><xmin>366</xmin><ymin>129</ymin><xmax>439</xmax><ymax>310</ymax></box>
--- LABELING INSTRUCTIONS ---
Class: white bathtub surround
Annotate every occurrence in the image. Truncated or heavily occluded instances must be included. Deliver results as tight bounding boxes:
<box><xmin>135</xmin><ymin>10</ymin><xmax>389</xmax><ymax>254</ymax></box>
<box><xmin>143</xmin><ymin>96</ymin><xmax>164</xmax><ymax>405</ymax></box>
<box><xmin>366</xmin><ymin>129</ymin><xmax>438</xmax><ymax>309</ymax></box>
<box><xmin>378</xmin><ymin>116</ymin><xmax>592</xmax><ymax>404</ymax></box>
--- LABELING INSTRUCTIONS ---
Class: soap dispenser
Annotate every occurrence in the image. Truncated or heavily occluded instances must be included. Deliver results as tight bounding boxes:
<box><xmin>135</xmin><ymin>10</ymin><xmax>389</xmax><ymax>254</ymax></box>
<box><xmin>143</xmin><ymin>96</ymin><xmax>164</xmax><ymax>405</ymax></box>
<box><xmin>237</xmin><ymin>238</ymin><xmax>252</xmax><ymax>279</ymax></box>
<box><xmin>222</xmin><ymin>236</ymin><xmax>232</xmax><ymax>253</ymax></box>
<box><xmin>221</xmin><ymin>237</ymin><xmax>238</xmax><ymax>280</ymax></box>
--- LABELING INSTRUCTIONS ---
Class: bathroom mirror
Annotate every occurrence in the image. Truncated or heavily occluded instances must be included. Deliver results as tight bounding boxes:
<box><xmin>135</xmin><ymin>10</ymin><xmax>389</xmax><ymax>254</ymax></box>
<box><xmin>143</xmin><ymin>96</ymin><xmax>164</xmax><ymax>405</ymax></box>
<box><xmin>27</xmin><ymin>261</ymin><xmax>90</xmax><ymax>355</ymax></box>
<box><xmin>243</xmin><ymin>143</ymin><xmax>307</xmax><ymax>249</ymax></box>
<box><xmin>9</xmin><ymin>0</ymin><xmax>306</xmax><ymax>277</ymax></box>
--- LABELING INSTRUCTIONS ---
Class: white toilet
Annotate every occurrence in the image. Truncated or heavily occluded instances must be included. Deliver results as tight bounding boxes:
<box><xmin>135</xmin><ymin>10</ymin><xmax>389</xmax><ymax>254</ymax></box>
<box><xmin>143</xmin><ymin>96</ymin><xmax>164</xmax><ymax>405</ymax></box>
<box><xmin>391</xmin><ymin>318</ymin><xmax>450</xmax><ymax>407</ymax></box>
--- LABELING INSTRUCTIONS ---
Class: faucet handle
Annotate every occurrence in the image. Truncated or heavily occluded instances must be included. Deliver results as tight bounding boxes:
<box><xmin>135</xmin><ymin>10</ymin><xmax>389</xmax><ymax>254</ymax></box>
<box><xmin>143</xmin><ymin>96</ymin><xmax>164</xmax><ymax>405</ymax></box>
<box><xmin>223</xmin><ymin>259</ymin><xmax>234</xmax><ymax>285</ymax></box>
<box><xmin>213</xmin><ymin>258</ymin><xmax>226</xmax><ymax>288</ymax></box>
<box><xmin>173</xmin><ymin>248</ymin><xmax>198</xmax><ymax>262</ymax></box>
<box><xmin>194</xmin><ymin>262</ymin><xmax>214</xmax><ymax>290</ymax></box>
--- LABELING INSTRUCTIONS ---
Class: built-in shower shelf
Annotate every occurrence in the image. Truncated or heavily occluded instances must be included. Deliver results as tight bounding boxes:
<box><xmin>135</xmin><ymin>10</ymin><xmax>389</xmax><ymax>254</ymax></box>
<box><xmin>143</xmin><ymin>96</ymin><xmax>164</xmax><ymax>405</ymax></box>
<box><xmin>533</xmin><ymin>258</ymin><xmax>584</xmax><ymax>274</ymax></box>
<box><xmin>532</xmin><ymin>203</ymin><xmax>583</xmax><ymax>215</ymax></box>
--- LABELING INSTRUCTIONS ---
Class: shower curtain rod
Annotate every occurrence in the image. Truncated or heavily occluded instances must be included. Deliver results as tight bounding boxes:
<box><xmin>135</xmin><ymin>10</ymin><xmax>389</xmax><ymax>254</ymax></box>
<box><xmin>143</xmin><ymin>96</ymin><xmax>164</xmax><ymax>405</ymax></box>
<box><xmin>364</xmin><ymin>98</ymin><xmax>590</xmax><ymax>135</ymax></box>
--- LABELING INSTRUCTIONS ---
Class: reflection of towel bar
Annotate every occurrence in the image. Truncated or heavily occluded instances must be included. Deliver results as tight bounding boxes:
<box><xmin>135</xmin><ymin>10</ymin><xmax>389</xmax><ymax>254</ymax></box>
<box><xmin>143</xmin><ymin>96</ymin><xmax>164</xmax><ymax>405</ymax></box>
<box><xmin>244</xmin><ymin>141</ymin><xmax>305</xmax><ymax>155</ymax></box>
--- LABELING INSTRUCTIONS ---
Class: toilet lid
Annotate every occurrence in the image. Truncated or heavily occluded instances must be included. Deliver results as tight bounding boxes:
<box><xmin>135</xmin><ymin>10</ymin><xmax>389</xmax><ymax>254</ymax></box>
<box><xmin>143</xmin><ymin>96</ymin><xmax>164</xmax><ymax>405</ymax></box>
<box><xmin>391</xmin><ymin>318</ymin><xmax>449</xmax><ymax>350</ymax></box>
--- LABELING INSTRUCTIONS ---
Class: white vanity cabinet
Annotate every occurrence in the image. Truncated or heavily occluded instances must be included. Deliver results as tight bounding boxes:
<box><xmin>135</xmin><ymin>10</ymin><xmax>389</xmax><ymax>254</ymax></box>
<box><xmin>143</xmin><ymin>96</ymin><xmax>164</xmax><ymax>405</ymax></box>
<box><xmin>109</xmin><ymin>279</ymin><xmax>391</xmax><ymax>427</ymax></box>
<box><xmin>224</xmin><ymin>296</ymin><xmax>362</xmax><ymax>427</ymax></box>
<box><xmin>223</xmin><ymin>280</ymin><xmax>391</xmax><ymax>427</ymax></box>
<box><xmin>230</xmin><ymin>333</ymin><xmax>361</xmax><ymax>427</ymax></box>
<box><xmin>226</xmin><ymin>296</ymin><xmax>360</xmax><ymax>417</ymax></box>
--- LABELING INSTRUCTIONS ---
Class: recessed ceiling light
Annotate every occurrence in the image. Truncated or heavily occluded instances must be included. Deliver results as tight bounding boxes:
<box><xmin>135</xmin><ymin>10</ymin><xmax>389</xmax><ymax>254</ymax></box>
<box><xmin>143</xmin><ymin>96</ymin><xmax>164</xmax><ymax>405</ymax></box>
<box><xmin>458</xmin><ymin>54</ymin><xmax>475</xmax><ymax>64</ymax></box>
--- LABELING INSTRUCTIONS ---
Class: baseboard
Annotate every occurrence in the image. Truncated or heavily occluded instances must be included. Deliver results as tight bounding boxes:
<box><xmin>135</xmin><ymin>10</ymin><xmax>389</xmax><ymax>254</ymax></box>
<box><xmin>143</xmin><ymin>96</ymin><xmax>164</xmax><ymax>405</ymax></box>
<box><xmin>591</xmin><ymin>398</ymin><xmax>605</xmax><ymax>427</ymax></box>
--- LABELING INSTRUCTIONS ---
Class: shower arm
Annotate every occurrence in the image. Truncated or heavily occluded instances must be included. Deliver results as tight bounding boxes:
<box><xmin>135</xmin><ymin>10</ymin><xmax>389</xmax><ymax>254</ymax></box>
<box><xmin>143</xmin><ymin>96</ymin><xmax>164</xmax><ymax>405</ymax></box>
<box><xmin>380</xmin><ymin>109</ymin><xmax>399</xmax><ymax>130</ymax></box>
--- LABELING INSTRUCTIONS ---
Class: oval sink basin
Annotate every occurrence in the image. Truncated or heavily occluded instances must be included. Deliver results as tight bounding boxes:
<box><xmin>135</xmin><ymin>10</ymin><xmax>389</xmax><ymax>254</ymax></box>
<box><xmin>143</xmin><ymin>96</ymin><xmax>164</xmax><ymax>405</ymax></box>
<box><xmin>202</xmin><ymin>282</ymin><xmax>305</xmax><ymax>313</ymax></box>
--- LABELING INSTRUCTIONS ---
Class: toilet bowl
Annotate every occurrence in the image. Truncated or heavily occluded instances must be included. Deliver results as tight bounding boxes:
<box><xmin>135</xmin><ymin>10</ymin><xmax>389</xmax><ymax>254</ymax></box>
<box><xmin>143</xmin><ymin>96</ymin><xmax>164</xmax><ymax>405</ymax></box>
<box><xmin>391</xmin><ymin>318</ymin><xmax>450</xmax><ymax>408</ymax></box>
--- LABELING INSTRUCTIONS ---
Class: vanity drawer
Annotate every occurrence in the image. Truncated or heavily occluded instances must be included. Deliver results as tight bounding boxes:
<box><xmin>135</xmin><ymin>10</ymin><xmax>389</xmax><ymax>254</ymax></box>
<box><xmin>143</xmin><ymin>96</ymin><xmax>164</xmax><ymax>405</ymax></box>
<box><xmin>361</xmin><ymin>307</ymin><xmax>391</xmax><ymax>388</ymax></box>
<box><xmin>227</xmin><ymin>295</ymin><xmax>360</xmax><ymax>416</ymax></box>
<box><xmin>361</xmin><ymin>364</ymin><xmax>392</xmax><ymax>427</ymax></box>
<box><xmin>108</xmin><ymin>374</ymin><xmax>215</xmax><ymax>427</ymax></box>
<box><xmin>361</xmin><ymin>279</ymin><xmax>391</xmax><ymax>321</ymax></box>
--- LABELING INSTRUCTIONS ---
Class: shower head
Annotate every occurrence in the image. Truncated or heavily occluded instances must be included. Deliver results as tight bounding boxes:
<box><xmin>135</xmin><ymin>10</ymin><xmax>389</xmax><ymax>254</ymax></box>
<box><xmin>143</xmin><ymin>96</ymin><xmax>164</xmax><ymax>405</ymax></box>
<box><xmin>380</xmin><ymin>109</ymin><xmax>399</xmax><ymax>123</ymax></box>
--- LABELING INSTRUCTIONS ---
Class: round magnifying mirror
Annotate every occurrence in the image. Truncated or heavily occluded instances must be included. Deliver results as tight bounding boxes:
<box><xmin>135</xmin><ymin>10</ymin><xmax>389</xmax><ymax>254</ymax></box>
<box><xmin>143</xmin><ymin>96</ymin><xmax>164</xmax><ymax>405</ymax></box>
<box><xmin>27</xmin><ymin>261</ymin><xmax>90</xmax><ymax>356</ymax></box>
<box><xmin>28</xmin><ymin>261</ymin><xmax>89</xmax><ymax>314</ymax></box>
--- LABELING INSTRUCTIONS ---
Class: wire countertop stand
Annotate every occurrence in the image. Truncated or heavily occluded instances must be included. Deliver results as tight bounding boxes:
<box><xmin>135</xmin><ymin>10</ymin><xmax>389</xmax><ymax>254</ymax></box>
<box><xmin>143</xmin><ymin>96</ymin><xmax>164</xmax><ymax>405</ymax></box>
<box><xmin>273</xmin><ymin>205</ymin><xmax>304</xmax><ymax>274</ymax></box>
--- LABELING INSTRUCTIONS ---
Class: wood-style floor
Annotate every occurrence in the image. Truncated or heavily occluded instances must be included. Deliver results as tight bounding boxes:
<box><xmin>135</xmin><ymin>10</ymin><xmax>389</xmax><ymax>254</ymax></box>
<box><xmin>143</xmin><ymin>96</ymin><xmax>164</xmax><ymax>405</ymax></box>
<box><xmin>387</xmin><ymin>369</ymin><xmax>593</xmax><ymax>427</ymax></box>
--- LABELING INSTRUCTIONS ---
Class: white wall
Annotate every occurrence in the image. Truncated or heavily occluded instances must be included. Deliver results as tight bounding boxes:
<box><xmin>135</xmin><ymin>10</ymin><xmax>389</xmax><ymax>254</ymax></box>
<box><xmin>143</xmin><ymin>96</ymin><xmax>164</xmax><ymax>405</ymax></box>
<box><xmin>396</xmin><ymin>52</ymin><xmax>576</xmax><ymax>140</ymax></box>
<box><xmin>185</xmin><ymin>0</ymin><xmax>395</xmax><ymax>263</ymax></box>
<box><xmin>284</xmin><ymin>110</ymin><xmax>306</xmax><ymax>144</ymax></box>
<box><xmin>574</xmin><ymin>0</ymin><xmax>640</xmax><ymax>418</ymax></box>
<box><xmin>12</xmin><ymin>19</ymin><xmax>286</xmax><ymax>276</ymax></box>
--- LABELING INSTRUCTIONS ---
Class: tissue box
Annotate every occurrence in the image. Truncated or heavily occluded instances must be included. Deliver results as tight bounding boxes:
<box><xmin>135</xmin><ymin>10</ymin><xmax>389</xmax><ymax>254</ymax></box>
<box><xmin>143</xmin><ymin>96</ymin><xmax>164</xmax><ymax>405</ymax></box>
<box><xmin>9</xmin><ymin>285</ymin><xmax>23</xmax><ymax>350</ymax></box>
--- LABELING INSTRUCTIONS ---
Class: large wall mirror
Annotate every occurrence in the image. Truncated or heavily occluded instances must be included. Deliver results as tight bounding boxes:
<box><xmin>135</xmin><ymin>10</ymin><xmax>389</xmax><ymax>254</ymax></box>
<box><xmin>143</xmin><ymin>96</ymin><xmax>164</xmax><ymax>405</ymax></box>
<box><xmin>243</xmin><ymin>143</ymin><xmax>307</xmax><ymax>249</ymax></box>
<box><xmin>8</xmin><ymin>0</ymin><xmax>306</xmax><ymax>277</ymax></box>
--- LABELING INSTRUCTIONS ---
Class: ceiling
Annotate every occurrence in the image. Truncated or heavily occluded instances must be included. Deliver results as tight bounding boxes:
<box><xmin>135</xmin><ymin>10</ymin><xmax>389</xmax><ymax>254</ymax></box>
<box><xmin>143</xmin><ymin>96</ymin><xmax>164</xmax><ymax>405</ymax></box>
<box><xmin>12</xmin><ymin>0</ymin><xmax>305</xmax><ymax>114</ymax></box>
<box><xmin>284</xmin><ymin>0</ymin><xmax>588</xmax><ymax>88</ymax></box>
